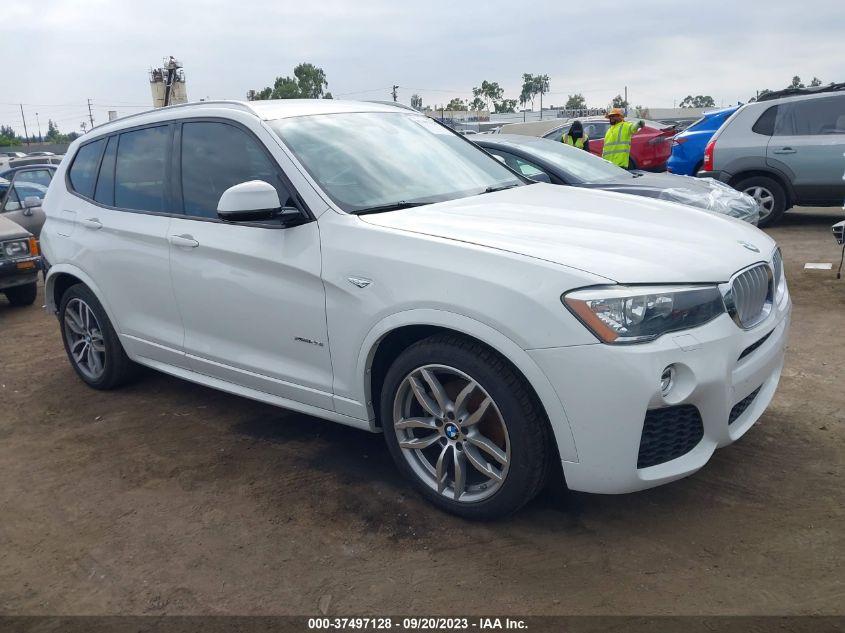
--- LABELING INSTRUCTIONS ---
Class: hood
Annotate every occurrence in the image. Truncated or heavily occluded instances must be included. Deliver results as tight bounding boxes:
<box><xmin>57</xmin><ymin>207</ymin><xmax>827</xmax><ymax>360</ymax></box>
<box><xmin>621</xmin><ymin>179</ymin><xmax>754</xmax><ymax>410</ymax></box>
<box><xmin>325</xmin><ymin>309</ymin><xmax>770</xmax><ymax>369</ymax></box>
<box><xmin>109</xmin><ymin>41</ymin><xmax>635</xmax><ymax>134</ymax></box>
<box><xmin>359</xmin><ymin>183</ymin><xmax>774</xmax><ymax>284</ymax></box>
<box><xmin>579</xmin><ymin>171</ymin><xmax>711</xmax><ymax>197</ymax></box>
<box><xmin>0</xmin><ymin>214</ymin><xmax>31</xmax><ymax>240</ymax></box>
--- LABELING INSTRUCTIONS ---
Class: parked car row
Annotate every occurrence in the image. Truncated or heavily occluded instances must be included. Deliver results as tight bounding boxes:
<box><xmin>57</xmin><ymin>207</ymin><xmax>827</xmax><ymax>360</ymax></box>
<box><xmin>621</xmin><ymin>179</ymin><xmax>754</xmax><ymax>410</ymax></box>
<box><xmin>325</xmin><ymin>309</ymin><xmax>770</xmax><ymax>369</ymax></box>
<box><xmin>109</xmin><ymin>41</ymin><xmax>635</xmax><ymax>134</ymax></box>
<box><xmin>494</xmin><ymin>85</ymin><xmax>844</xmax><ymax>228</ymax></box>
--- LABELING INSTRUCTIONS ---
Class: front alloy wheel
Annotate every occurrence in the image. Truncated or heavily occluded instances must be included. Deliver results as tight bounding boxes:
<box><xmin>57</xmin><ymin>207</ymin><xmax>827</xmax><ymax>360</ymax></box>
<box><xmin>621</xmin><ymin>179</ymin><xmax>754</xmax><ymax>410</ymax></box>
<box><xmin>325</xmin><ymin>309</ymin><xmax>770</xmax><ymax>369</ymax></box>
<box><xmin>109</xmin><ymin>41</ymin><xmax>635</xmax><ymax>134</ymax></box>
<box><xmin>393</xmin><ymin>365</ymin><xmax>510</xmax><ymax>503</ymax></box>
<box><xmin>381</xmin><ymin>334</ymin><xmax>551</xmax><ymax>519</ymax></box>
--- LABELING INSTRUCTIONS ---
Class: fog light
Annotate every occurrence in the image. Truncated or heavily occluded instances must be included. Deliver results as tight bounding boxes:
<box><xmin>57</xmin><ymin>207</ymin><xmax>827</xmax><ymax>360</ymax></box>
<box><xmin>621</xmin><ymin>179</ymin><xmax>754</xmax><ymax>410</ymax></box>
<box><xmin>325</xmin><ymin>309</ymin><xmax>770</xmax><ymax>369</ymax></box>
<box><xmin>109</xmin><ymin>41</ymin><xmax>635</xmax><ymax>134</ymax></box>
<box><xmin>660</xmin><ymin>366</ymin><xmax>676</xmax><ymax>396</ymax></box>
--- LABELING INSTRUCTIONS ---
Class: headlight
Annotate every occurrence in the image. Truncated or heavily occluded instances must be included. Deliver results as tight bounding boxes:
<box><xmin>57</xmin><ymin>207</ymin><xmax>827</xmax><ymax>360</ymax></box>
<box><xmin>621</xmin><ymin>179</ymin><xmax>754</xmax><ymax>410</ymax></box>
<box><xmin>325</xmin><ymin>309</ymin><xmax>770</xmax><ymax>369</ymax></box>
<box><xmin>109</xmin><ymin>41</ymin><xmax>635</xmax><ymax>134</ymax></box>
<box><xmin>563</xmin><ymin>285</ymin><xmax>726</xmax><ymax>344</ymax></box>
<box><xmin>772</xmin><ymin>248</ymin><xmax>786</xmax><ymax>303</ymax></box>
<box><xmin>3</xmin><ymin>239</ymin><xmax>29</xmax><ymax>257</ymax></box>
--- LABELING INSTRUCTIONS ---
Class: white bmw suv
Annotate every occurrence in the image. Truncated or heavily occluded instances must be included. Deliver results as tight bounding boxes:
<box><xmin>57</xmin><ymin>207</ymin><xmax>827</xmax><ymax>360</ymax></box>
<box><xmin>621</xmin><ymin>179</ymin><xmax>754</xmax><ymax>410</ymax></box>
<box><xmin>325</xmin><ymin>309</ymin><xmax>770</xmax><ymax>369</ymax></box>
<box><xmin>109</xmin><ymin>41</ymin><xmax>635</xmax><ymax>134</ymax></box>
<box><xmin>41</xmin><ymin>100</ymin><xmax>791</xmax><ymax>519</ymax></box>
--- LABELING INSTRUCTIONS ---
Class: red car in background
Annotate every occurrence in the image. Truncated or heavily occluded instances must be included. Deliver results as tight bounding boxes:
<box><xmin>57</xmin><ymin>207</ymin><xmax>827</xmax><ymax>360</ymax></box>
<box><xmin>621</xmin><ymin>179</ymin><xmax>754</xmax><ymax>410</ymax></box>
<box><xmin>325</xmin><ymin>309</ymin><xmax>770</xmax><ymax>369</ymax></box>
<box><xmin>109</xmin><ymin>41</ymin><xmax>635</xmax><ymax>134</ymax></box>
<box><xmin>540</xmin><ymin>116</ymin><xmax>676</xmax><ymax>171</ymax></box>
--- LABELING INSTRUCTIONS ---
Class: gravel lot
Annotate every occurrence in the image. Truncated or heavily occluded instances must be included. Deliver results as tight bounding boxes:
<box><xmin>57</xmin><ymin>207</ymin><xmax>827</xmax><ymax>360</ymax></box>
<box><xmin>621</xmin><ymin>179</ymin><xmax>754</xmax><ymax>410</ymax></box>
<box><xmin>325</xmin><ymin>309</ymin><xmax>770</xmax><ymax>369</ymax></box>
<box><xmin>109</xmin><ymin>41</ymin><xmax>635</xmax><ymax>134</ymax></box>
<box><xmin>1</xmin><ymin>207</ymin><xmax>843</xmax><ymax>616</ymax></box>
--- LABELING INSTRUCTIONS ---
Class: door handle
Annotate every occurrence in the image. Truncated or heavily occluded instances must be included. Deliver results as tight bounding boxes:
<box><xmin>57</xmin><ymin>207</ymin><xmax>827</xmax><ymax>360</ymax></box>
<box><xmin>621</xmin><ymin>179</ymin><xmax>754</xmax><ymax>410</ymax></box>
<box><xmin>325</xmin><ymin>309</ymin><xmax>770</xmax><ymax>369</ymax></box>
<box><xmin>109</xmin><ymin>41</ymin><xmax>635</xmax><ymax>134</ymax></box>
<box><xmin>772</xmin><ymin>147</ymin><xmax>796</xmax><ymax>154</ymax></box>
<box><xmin>80</xmin><ymin>217</ymin><xmax>103</xmax><ymax>230</ymax></box>
<box><xmin>169</xmin><ymin>234</ymin><xmax>199</xmax><ymax>248</ymax></box>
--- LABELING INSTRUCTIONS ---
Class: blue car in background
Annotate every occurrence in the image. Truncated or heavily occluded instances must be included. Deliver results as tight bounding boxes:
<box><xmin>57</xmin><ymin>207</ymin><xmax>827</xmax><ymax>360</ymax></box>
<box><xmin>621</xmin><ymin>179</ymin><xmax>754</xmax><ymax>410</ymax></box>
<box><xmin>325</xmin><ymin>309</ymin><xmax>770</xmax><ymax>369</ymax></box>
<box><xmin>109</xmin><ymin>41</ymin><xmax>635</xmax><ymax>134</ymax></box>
<box><xmin>667</xmin><ymin>106</ymin><xmax>739</xmax><ymax>176</ymax></box>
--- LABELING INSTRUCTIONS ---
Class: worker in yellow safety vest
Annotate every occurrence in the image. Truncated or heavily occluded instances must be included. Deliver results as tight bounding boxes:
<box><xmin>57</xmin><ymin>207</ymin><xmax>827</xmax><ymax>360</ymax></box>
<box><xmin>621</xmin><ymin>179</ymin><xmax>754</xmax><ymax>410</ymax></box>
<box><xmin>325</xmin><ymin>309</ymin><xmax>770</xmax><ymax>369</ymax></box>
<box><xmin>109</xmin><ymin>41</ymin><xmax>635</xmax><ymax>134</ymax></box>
<box><xmin>601</xmin><ymin>108</ymin><xmax>645</xmax><ymax>169</ymax></box>
<box><xmin>562</xmin><ymin>120</ymin><xmax>589</xmax><ymax>151</ymax></box>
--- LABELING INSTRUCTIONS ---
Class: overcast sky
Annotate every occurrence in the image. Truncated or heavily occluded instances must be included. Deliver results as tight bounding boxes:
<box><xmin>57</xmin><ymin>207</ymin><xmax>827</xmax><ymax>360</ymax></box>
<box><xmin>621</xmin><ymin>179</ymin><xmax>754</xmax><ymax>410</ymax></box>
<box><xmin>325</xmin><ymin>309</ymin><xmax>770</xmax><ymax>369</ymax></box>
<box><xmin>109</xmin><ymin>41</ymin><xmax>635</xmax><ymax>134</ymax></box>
<box><xmin>2</xmin><ymin>0</ymin><xmax>843</xmax><ymax>136</ymax></box>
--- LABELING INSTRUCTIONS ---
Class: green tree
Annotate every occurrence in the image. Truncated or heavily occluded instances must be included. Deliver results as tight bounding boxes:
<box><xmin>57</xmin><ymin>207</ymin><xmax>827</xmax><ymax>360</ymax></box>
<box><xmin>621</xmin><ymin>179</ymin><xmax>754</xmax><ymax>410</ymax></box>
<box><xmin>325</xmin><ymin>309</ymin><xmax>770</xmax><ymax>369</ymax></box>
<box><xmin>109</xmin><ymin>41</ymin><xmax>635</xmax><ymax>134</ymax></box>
<box><xmin>611</xmin><ymin>94</ymin><xmax>629</xmax><ymax>109</ymax></box>
<box><xmin>790</xmin><ymin>75</ymin><xmax>804</xmax><ymax>89</ymax></box>
<box><xmin>294</xmin><ymin>63</ymin><xmax>328</xmax><ymax>98</ymax></box>
<box><xmin>45</xmin><ymin>119</ymin><xmax>62</xmax><ymax>142</ymax></box>
<box><xmin>493</xmin><ymin>99</ymin><xmax>517</xmax><ymax>113</ymax></box>
<box><xmin>469</xmin><ymin>97</ymin><xmax>486</xmax><ymax>111</ymax></box>
<box><xmin>249</xmin><ymin>62</ymin><xmax>329</xmax><ymax>100</ymax></box>
<box><xmin>445</xmin><ymin>98</ymin><xmax>467</xmax><ymax>111</ymax></box>
<box><xmin>809</xmin><ymin>76</ymin><xmax>822</xmax><ymax>87</ymax></box>
<box><xmin>410</xmin><ymin>94</ymin><xmax>423</xmax><ymax>110</ymax></box>
<box><xmin>679</xmin><ymin>95</ymin><xmax>716</xmax><ymax>108</ymax></box>
<box><xmin>565</xmin><ymin>93</ymin><xmax>587</xmax><ymax>110</ymax></box>
<box><xmin>519</xmin><ymin>74</ymin><xmax>550</xmax><ymax>110</ymax></box>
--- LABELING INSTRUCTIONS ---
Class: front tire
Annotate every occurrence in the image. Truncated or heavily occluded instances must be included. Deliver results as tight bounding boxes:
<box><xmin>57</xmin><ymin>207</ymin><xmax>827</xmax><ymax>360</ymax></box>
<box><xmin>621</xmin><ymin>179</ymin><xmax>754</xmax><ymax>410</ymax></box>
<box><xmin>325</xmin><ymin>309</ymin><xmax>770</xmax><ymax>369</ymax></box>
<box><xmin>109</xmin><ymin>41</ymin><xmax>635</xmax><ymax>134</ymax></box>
<box><xmin>59</xmin><ymin>284</ymin><xmax>136</xmax><ymax>390</ymax></box>
<box><xmin>4</xmin><ymin>281</ymin><xmax>37</xmax><ymax>306</ymax></box>
<box><xmin>381</xmin><ymin>334</ymin><xmax>551</xmax><ymax>520</ymax></box>
<box><xmin>735</xmin><ymin>175</ymin><xmax>787</xmax><ymax>227</ymax></box>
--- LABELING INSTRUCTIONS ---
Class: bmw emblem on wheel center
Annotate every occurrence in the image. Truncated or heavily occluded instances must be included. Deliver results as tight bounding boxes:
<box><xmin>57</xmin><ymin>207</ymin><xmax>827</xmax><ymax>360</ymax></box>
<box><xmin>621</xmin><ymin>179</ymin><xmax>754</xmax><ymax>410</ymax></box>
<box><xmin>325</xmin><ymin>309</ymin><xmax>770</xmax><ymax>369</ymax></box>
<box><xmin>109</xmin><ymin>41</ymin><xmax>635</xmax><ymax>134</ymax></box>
<box><xmin>445</xmin><ymin>424</ymin><xmax>459</xmax><ymax>440</ymax></box>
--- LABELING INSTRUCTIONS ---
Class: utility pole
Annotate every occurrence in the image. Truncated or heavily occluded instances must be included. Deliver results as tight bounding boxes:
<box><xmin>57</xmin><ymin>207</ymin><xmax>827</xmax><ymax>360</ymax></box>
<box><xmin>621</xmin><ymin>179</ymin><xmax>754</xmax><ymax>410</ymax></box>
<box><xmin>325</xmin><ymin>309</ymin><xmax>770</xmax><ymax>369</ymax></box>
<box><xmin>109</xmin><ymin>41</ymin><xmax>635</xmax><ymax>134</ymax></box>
<box><xmin>36</xmin><ymin>113</ymin><xmax>43</xmax><ymax>143</ymax></box>
<box><xmin>20</xmin><ymin>104</ymin><xmax>30</xmax><ymax>146</ymax></box>
<box><xmin>87</xmin><ymin>98</ymin><xmax>95</xmax><ymax>129</ymax></box>
<box><xmin>391</xmin><ymin>85</ymin><xmax>399</xmax><ymax>102</ymax></box>
<box><xmin>624</xmin><ymin>85</ymin><xmax>628</xmax><ymax>115</ymax></box>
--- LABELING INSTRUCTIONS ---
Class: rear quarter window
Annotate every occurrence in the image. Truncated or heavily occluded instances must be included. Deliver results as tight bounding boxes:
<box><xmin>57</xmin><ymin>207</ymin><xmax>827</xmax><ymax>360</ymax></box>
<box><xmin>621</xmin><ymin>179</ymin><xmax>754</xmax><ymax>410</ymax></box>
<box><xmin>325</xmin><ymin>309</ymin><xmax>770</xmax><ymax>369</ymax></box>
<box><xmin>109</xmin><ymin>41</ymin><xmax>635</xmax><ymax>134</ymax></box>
<box><xmin>68</xmin><ymin>139</ymin><xmax>106</xmax><ymax>198</ymax></box>
<box><xmin>752</xmin><ymin>105</ymin><xmax>778</xmax><ymax>136</ymax></box>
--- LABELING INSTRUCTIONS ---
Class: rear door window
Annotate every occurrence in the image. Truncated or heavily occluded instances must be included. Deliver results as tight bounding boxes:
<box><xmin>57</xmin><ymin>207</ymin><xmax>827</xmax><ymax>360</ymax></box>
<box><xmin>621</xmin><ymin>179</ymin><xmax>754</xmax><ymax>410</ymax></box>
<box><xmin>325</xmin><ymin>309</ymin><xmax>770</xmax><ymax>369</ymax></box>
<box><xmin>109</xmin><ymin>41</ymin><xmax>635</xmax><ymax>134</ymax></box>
<box><xmin>68</xmin><ymin>139</ymin><xmax>106</xmax><ymax>198</ymax></box>
<box><xmin>114</xmin><ymin>125</ymin><xmax>169</xmax><ymax>212</ymax></box>
<box><xmin>774</xmin><ymin>96</ymin><xmax>845</xmax><ymax>135</ymax></box>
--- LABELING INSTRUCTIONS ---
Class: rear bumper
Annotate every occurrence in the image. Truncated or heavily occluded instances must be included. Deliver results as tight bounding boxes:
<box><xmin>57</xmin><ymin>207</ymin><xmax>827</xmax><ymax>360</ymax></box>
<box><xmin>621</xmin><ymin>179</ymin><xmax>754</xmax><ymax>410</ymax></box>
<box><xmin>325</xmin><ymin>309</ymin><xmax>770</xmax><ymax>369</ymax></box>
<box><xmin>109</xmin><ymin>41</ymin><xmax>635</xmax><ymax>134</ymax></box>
<box><xmin>529</xmin><ymin>292</ymin><xmax>791</xmax><ymax>494</ymax></box>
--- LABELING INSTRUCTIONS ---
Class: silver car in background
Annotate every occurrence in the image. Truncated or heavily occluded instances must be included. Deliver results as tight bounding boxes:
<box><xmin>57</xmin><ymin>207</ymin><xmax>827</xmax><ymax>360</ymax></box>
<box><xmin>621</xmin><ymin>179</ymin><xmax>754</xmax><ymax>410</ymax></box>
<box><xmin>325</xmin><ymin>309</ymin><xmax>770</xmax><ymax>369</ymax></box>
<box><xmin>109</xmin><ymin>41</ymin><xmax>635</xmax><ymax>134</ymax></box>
<box><xmin>698</xmin><ymin>86</ymin><xmax>845</xmax><ymax>227</ymax></box>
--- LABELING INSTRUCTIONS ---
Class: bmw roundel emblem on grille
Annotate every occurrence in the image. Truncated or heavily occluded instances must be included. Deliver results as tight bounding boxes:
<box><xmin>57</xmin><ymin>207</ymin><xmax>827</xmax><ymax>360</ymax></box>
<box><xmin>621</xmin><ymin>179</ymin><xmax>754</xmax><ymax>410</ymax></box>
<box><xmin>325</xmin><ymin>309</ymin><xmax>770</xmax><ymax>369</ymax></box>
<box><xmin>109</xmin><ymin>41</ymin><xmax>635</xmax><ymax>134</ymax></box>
<box><xmin>445</xmin><ymin>424</ymin><xmax>459</xmax><ymax>439</ymax></box>
<box><xmin>737</xmin><ymin>240</ymin><xmax>760</xmax><ymax>253</ymax></box>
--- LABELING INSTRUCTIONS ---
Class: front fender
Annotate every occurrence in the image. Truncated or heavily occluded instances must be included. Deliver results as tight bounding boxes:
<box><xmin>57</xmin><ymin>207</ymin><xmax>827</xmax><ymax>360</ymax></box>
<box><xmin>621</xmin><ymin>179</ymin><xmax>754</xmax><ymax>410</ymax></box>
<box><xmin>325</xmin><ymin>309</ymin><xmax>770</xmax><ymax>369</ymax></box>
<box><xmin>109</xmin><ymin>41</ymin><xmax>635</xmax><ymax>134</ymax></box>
<box><xmin>344</xmin><ymin>308</ymin><xmax>579</xmax><ymax>463</ymax></box>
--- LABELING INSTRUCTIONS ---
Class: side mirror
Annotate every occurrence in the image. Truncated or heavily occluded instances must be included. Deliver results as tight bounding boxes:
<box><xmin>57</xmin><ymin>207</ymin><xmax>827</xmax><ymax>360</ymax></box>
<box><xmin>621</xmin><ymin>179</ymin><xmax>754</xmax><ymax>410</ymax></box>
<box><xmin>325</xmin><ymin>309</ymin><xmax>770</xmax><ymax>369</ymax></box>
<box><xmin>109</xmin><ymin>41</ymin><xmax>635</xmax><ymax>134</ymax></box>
<box><xmin>24</xmin><ymin>196</ymin><xmax>42</xmax><ymax>209</ymax></box>
<box><xmin>530</xmin><ymin>172</ymin><xmax>552</xmax><ymax>184</ymax></box>
<box><xmin>217</xmin><ymin>180</ymin><xmax>289</xmax><ymax>222</ymax></box>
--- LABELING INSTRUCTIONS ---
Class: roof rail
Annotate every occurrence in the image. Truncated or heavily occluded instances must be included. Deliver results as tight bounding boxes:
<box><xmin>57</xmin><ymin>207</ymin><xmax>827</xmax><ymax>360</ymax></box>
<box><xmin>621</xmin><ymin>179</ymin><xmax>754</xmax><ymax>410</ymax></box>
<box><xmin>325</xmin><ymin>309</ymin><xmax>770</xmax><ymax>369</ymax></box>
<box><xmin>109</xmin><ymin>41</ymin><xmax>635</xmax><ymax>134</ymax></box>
<box><xmin>757</xmin><ymin>82</ymin><xmax>845</xmax><ymax>102</ymax></box>
<box><xmin>89</xmin><ymin>100</ymin><xmax>256</xmax><ymax>133</ymax></box>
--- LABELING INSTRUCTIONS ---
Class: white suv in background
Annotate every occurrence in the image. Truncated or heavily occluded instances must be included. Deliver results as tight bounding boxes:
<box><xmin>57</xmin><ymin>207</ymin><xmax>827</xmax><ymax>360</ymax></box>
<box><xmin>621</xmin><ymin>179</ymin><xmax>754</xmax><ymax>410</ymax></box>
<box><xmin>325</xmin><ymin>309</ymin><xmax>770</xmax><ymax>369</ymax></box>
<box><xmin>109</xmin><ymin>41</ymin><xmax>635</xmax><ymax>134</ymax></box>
<box><xmin>41</xmin><ymin>100</ymin><xmax>791</xmax><ymax>519</ymax></box>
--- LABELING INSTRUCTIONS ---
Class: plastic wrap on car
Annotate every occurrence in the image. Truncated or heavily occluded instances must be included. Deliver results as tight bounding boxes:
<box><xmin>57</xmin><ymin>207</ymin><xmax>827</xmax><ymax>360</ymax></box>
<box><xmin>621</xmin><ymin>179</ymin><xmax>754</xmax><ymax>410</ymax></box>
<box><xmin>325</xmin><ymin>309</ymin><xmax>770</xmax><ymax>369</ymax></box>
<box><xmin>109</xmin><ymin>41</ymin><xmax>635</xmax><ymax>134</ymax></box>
<box><xmin>658</xmin><ymin>176</ymin><xmax>760</xmax><ymax>225</ymax></box>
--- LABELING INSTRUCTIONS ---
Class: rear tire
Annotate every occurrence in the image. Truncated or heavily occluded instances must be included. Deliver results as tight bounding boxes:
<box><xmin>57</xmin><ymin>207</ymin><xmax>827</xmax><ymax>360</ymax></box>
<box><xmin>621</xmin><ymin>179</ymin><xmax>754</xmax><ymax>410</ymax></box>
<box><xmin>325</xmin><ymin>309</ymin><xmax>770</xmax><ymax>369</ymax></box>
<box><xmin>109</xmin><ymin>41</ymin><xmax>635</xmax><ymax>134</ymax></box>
<box><xmin>734</xmin><ymin>175</ymin><xmax>787</xmax><ymax>228</ymax></box>
<box><xmin>4</xmin><ymin>281</ymin><xmax>37</xmax><ymax>306</ymax></box>
<box><xmin>58</xmin><ymin>284</ymin><xmax>137</xmax><ymax>390</ymax></box>
<box><xmin>381</xmin><ymin>334</ymin><xmax>552</xmax><ymax>520</ymax></box>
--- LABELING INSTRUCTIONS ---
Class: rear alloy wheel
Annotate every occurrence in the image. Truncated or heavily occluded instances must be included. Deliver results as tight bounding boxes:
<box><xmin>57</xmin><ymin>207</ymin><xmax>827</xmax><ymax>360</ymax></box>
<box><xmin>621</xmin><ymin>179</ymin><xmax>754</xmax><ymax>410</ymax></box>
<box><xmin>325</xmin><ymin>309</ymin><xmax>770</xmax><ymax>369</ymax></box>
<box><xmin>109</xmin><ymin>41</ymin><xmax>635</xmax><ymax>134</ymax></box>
<box><xmin>63</xmin><ymin>297</ymin><xmax>107</xmax><ymax>382</ymax></box>
<box><xmin>59</xmin><ymin>284</ymin><xmax>137</xmax><ymax>389</ymax></box>
<box><xmin>382</xmin><ymin>334</ymin><xmax>551</xmax><ymax>519</ymax></box>
<box><xmin>735</xmin><ymin>175</ymin><xmax>787</xmax><ymax>227</ymax></box>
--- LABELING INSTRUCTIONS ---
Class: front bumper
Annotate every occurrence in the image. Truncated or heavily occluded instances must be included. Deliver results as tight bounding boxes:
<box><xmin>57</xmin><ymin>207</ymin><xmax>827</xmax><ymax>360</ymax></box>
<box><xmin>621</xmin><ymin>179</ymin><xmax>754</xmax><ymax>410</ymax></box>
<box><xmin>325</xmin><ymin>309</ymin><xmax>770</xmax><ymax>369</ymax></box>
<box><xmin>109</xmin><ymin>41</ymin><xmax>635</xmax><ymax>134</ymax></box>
<box><xmin>696</xmin><ymin>169</ymin><xmax>732</xmax><ymax>184</ymax></box>
<box><xmin>529</xmin><ymin>293</ymin><xmax>791</xmax><ymax>494</ymax></box>
<box><xmin>0</xmin><ymin>256</ymin><xmax>40</xmax><ymax>291</ymax></box>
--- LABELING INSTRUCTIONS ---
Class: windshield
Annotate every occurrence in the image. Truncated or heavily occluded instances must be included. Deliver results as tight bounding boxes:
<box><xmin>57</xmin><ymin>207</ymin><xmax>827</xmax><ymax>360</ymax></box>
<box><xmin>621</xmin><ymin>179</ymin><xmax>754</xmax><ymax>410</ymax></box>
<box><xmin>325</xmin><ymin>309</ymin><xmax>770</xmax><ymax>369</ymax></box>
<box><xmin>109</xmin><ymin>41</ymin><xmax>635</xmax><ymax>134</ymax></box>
<box><xmin>270</xmin><ymin>112</ymin><xmax>522</xmax><ymax>213</ymax></box>
<box><xmin>509</xmin><ymin>139</ymin><xmax>633</xmax><ymax>184</ymax></box>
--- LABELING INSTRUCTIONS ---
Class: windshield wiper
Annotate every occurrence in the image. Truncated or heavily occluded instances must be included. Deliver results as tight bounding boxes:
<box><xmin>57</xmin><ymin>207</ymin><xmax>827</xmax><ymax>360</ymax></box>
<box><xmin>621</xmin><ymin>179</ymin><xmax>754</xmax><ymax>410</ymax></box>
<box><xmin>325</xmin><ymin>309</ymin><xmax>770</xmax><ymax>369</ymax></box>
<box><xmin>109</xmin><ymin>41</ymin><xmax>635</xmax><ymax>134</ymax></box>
<box><xmin>483</xmin><ymin>183</ymin><xmax>521</xmax><ymax>194</ymax></box>
<box><xmin>352</xmin><ymin>201</ymin><xmax>429</xmax><ymax>215</ymax></box>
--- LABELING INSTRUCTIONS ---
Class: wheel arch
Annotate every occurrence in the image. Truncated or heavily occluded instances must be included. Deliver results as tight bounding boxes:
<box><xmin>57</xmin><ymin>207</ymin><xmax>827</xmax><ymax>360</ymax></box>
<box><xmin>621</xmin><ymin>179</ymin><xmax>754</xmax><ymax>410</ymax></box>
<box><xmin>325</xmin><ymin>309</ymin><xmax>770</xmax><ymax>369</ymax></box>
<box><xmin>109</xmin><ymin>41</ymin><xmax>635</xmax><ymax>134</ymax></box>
<box><xmin>728</xmin><ymin>169</ymin><xmax>795</xmax><ymax>206</ymax></box>
<box><xmin>356</xmin><ymin>309</ymin><xmax>579</xmax><ymax>463</ymax></box>
<box><xmin>45</xmin><ymin>264</ymin><xmax>119</xmax><ymax>328</ymax></box>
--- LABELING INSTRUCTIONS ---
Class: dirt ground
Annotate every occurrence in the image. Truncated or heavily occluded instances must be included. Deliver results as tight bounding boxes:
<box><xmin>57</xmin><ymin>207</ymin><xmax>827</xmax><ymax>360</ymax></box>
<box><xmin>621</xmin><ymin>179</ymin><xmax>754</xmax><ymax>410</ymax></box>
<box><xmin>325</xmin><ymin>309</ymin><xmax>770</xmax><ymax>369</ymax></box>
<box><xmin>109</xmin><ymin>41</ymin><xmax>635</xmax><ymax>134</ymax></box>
<box><xmin>0</xmin><ymin>207</ymin><xmax>843</xmax><ymax>617</ymax></box>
